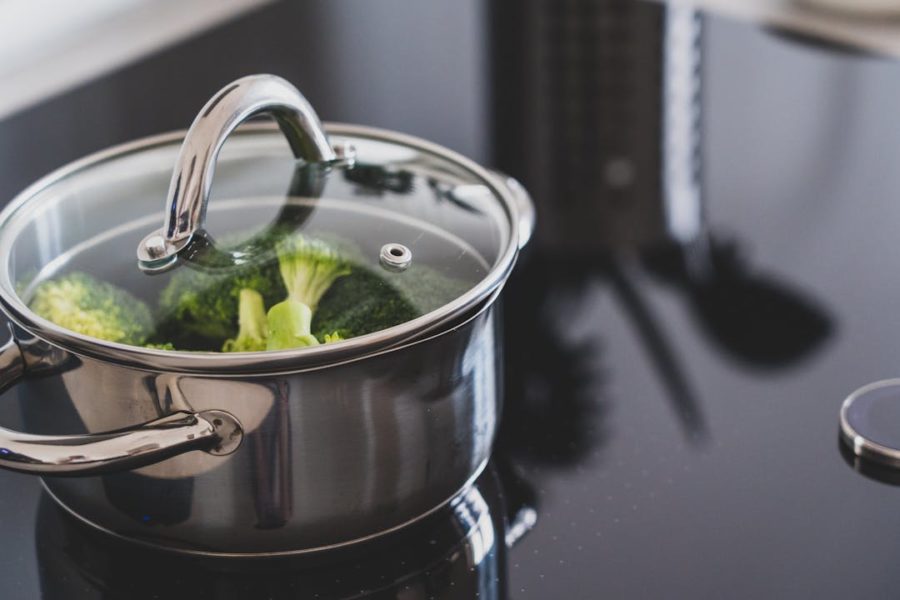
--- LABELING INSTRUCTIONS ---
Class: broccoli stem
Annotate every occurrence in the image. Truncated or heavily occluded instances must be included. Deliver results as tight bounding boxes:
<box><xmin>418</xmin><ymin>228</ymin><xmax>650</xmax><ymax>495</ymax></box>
<box><xmin>222</xmin><ymin>289</ymin><xmax>268</xmax><ymax>352</ymax></box>
<box><xmin>266</xmin><ymin>299</ymin><xmax>320</xmax><ymax>350</ymax></box>
<box><xmin>277</xmin><ymin>236</ymin><xmax>351</xmax><ymax>311</ymax></box>
<box><xmin>263</xmin><ymin>235</ymin><xmax>351</xmax><ymax>350</ymax></box>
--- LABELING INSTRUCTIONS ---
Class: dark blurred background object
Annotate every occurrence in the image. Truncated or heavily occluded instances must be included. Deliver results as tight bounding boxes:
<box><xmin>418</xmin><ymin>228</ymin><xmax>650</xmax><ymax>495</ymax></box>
<box><xmin>490</xmin><ymin>0</ymin><xmax>668</xmax><ymax>252</ymax></box>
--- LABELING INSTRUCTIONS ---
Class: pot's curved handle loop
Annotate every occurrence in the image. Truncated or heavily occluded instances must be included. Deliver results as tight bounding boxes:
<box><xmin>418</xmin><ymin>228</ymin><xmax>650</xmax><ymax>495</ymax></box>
<box><xmin>137</xmin><ymin>74</ymin><xmax>353</xmax><ymax>273</ymax></box>
<box><xmin>0</xmin><ymin>338</ymin><xmax>242</xmax><ymax>476</ymax></box>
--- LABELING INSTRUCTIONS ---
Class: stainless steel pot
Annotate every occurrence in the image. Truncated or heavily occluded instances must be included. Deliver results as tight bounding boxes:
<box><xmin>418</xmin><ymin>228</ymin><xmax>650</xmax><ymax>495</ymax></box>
<box><xmin>0</xmin><ymin>75</ymin><xmax>534</xmax><ymax>555</ymax></box>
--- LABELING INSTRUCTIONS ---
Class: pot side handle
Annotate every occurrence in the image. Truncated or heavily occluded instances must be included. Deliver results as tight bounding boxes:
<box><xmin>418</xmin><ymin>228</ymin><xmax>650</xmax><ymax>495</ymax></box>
<box><xmin>0</xmin><ymin>337</ymin><xmax>242</xmax><ymax>477</ymax></box>
<box><xmin>488</xmin><ymin>170</ymin><xmax>535</xmax><ymax>251</ymax></box>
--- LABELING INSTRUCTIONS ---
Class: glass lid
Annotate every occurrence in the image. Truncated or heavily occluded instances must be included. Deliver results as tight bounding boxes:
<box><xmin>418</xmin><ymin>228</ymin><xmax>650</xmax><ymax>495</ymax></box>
<box><xmin>0</xmin><ymin>75</ymin><xmax>518</xmax><ymax>370</ymax></box>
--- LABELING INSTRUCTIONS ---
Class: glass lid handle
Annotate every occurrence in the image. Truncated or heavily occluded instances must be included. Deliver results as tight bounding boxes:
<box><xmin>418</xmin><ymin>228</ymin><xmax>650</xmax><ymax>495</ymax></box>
<box><xmin>136</xmin><ymin>74</ymin><xmax>353</xmax><ymax>273</ymax></box>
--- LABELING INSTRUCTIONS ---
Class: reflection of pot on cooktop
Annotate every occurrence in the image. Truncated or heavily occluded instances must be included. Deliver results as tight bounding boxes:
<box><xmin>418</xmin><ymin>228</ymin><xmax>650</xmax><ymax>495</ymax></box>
<box><xmin>35</xmin><ymin>463</ymin><xmax>535</xmax><ymax>600</ymax></box>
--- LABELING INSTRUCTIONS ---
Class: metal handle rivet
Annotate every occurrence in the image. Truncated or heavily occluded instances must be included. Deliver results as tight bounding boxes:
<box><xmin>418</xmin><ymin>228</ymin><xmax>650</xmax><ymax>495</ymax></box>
<box><xmin>143</xmin><ymin>235</ymin><xmax>167</xmax><ymax>259</ymax></box>
<box><xmin>202</xmin><ymin>410</ymin><xmax>243</xmax><ymax>457</ymax></box>
<box><xmin>332</xmin><ymin>141</ymin><xmax>357</xmax><ymax>163</ymax></box>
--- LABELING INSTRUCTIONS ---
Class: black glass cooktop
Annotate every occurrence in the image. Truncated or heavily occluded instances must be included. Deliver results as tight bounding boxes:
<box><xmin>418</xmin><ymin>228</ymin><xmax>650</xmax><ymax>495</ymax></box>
<box><xmin>2</xmin><ymin>2</ymin><xmax>900</xmax><ymax>598</ymax></box>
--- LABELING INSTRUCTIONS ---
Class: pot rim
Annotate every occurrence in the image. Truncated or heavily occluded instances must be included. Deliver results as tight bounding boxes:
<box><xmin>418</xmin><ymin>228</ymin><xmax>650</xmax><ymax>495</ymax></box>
<box><xmin>0</xmin><ymin>122</ymin><xmax>519</xmax><ymax>375</ymax></box>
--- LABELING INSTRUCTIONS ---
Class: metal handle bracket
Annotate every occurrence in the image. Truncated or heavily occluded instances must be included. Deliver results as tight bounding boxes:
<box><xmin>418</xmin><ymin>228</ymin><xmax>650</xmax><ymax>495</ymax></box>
<box><xmin>0</xmin><ymin>337</ymin><xmax>242</xmax><ymax>476</ymax></box>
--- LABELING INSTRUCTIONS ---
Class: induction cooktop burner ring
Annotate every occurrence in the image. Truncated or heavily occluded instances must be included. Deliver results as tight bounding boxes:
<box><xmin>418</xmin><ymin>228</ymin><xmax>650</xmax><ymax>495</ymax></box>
<box><xmin>839</xmin><ymin>378</ymin><xmax>900</xmax><ymax>470</ymax></box>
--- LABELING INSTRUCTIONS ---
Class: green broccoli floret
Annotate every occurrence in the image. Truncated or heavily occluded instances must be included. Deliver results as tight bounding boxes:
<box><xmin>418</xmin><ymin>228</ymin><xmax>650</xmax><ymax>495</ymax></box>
<box><xmin>311</xmin><ymin>264</ymin><xmax>470</xmax><ymax>340</ymax></box>
<box><xmin>312</xmin><ymin>267</ymin><xmax>416</xmax><ymax>340</ymax></box>
<box><xmin>151</xmin><ymin>229</ymin><xmax>472</xmax><ymax>352</ymax></box>
<box><xmin>29</xmin><ymin>272</ymin><xmax>154</xmax><ymax>345</ymax></box>
<box><xmin>153</xmin><ymin>260</ymin><xmax>284</xmax><ymax>350</ymax></box>
<box><xmin>222</xmin><ymin>289</ymin><xmax>268</xmax><ymax>352</ymax></box>
<box><xmin>265</xmin><ymin>236</ymin><xmax>351</xmax><ymax>351</ymax></box>
<box><xmin>144</xmin><ymin>342</ymin><xmax>176</xmax><ymax>351</ymax></box>
<box><xmin>390</xmin><ymin>264</ymin><xmax>473</xmax><ymax>315</ymax></box>
<box><xmin>323</xmin><ymin>331</ymin><xmax>344</xmax><ymax>344</ymax></box>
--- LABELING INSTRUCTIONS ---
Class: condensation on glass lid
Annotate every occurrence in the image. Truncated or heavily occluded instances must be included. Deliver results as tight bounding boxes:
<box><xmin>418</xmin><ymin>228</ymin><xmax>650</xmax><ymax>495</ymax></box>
<box><xmin>840</xmin><ymin>378</ymin><xmax>900</xmax><ymax>469</ymax></box>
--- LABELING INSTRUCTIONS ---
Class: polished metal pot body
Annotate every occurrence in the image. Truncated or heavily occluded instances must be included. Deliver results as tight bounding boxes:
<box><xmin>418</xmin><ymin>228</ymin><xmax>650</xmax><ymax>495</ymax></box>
<box><xmin>11</xmin><ymin>298</ymin><xmax>499</xmax><ymax>556</ymax></box>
